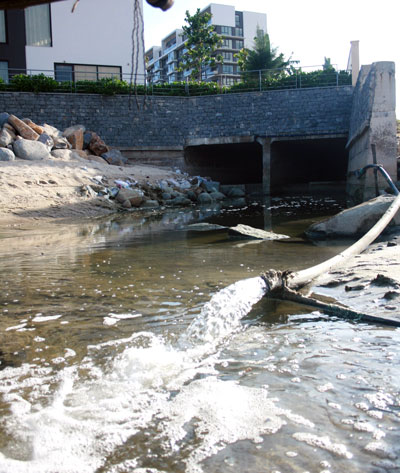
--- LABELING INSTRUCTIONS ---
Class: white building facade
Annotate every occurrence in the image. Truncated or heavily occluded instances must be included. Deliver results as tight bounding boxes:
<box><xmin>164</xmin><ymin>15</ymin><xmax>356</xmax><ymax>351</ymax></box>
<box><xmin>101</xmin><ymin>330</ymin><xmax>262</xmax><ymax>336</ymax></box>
<box><xmin>146</xmin><ymin>3</ymin><xmax>267</xmax><ymax>85</ymax></box>
<box><xmin>0</xmin><ymin>0</ymin><xmax>143</xmax><ymax>82</ymax></box>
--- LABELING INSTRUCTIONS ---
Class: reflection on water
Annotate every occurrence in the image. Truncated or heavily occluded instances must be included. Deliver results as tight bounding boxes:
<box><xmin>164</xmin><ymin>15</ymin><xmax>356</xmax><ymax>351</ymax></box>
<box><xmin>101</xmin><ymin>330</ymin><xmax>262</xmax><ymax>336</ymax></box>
<box><xmin>0</xmin><ymin>196</ymin><xmax>399</xmax><ymax>473</ymax></box>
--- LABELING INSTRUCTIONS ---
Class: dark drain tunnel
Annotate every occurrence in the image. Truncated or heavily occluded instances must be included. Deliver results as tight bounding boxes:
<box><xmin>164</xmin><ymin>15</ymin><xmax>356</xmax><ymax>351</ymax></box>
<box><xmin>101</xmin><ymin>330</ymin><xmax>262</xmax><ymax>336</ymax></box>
<box><xmin>184</xmin><ymin>137</ymin><xmax>349</xmax><ymax>193</ymax></box>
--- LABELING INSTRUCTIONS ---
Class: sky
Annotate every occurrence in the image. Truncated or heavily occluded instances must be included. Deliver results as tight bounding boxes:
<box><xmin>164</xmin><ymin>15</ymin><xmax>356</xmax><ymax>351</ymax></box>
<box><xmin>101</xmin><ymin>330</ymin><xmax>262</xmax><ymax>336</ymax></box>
<box><xmin>143</xmin><ymin>0</ymin><xmax>400</xmax><ymax>117</ymax></box>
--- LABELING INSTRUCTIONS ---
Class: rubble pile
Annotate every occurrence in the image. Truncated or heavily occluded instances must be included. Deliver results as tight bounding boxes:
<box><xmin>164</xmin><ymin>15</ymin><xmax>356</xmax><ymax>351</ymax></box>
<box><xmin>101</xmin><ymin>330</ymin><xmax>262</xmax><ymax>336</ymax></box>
<box><xmin>0</xmin><ymin>112</ymin><xmax>248</xmax><ymax>212</ymax></box>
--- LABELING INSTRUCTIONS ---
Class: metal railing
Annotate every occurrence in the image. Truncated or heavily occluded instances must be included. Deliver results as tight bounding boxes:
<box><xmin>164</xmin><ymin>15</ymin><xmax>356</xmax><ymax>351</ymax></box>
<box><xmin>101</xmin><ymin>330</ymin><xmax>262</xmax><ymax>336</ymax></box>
<box><xmin>0</xmin><ymin>64</ymin><xmax>352</xmax><ymax>97</ymax></box>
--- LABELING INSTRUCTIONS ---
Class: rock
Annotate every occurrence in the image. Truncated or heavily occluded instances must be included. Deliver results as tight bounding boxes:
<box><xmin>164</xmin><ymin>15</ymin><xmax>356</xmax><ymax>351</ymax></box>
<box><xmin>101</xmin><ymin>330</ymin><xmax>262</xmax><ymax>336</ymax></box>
<box><xmin>0</xmin><ymin>128</ymin><xmax>14</xmax><ymax>147</ymax></box>
<box><xmin>89</xmin><ymin>133</ymin><xmax>109</xmax><ymax>156</ymax></box>
<box><xmin>41</xmin><ymin>123</ymin><xmax>62</xmax><ymax>139</ymax></box>
<box><xmin>220</xmin><ymin>185</ymin><xmax>246</xmax><ymax>198</ymax></box>
<box><xmin>62</xmin><ymin>124</ymin><xmax>86</xmax><ymax>137</ymax></box>
<box><xmin>13</xmin><ymin>138</ymin><xmax>50</xmax><ymax>160</ymax></box>
<box><xmin>22</xmin><ymin>118</ymin><xmax>44</xmax><ymax>135</ymax></box>
<box><xmin>187</xmin><ymin>223</ymin><xmax>228</xmax><ymax>232</ymax></box>
<box><xmin>8</xmin><ymin>114</ymin><xmax>39</xmax><ymax>141</ymax></box>
<box><xmin>3</xmin><ymin>123</ymin><xmax>16</xmax><ymax>136</ymax></box>
<box><xmin>197</xmin><ymin>192</ymin><xmax>213</xmax><ymax>204</ymax></box>
<box><xmin>209</xmin><ymin>191</ymin><xmax>225</xmax><ymax>201</ymax></box>
<box><xmin>116</xmin><ymin>188</ymin><xmax>144</xmax><ymax>207</ymax></box>
<box><xmin>37</xmin><ymin>133</ymin><xmax>54</xmax><ymax>150</ymax></box>
<box><xmin>186</xmin><ymin>190</ymin><xmax>198</xmax><ymax>202</ymax></box>
<box><xmin>51</xmin><ymin>149</ymin><xmax>85</xmax><ymax>161</ymax></box>
<box><xmin>201</xmin><ymin>180</ymin><xmax>220</xmax><ymax>192</ymax></box>
<box><xmin>169</xmin><ymin>195</ymin><xmax>191</xmax><ymax>206</ymax></box>
<box><xmin>306</xmin><ymin>195</ymin><xmax>400</xmax><ymax>238</ymax></box>
<box><xmin>161</xmin><ymin>192</ymin><xmax>172</xmax><ymax>200</ymax></box>
<box><xmin>228</xmin><ymin>224</ymin><xmax>289</xmax><ymax>240</ymax></box>
<box><xmin>65</xmin><ymin>129</ymin><xmax>84</xmax><ymax>150</ymax></box>
<box><xmin>0</xmin><ymin>112</ymin><xmax>9</xmax><ymax>128</ymax></box>
<box><xmin>141</xmin><ymin>199</ymin><xmax>160</xmax><ymax>208</ymax></box>
<box><xmin>83</xmin><ymin>131</ymin><xmax>93</xmax><ymax>150</ymax></box>
<box><xmin>86</xmin><ymin>155</ymin><xmax>108</xmax><ymax>164</ymax></box>
<box><xmin>224</xmin><ymin>197</ymin><xmax>246</xmax><ymax>208</ymax></box>
<box><xmin>53</xmin><ymin>136</ymin><xmax>72</xmax><ymax>149</ymax></box>
<box><xmin>101</xmin><ymin>149</ymin><xmax>127</xmax><ymax>166</ymax></box>
<box><xmin>0</xmin><ymin>147</ymin><xmax>15</xmax><ymax>161</ymax></box>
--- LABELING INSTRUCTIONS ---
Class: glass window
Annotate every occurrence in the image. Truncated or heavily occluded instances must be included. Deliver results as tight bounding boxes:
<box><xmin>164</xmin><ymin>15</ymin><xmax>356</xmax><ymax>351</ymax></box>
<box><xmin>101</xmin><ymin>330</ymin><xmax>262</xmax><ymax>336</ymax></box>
<box><xmin>235</xmin><ymin>13</ymin><xmax>240</xmax><ymax>27</ymax></box>
<box><xmin>0</xmin><ymin>10</ymin><xmax>6</xmax><ymax>43</ymax></box>
<box><xmin>235</xmin><ymin>40</ymin><xmax>244</xmax><ymax>49</ymax></box>
<box><xmin>98</xmin><ymin>66</ymin><xmax>121</xmax><ymax>79</ymax></box>
<box><xmin>222</xmin><ymin>38</ymin><xmax>232</xmax><ymax>49</ymax></box>
<box><xmin>222</xmin><ymin>52</ymin><xmax>233</xmax><ymax>61</ymax></box>
<box><xmin>0</xmin><ymin>61</ymin><xmax>8</xmax><ymax>83</ymax></box>
<box><xmin>25</xmin><ymin>4</ymin><xmax>52</xmax><ymax>47</ymax></box>
<box><xmin>222</xmin><ymin>65</ymin><xmax>233</xmax><ymax>74</ymax></box>
<box><xmin>235</xmin><ymin>28</ymin><xmax>243</xmax><ymax>37</ymax></box>
<box><xmin>221</xmin><ymin>26</ymin><xmax>232</xmax><ymax>35</ymax></box>
<box><xmin>75</xmin><ymin>65</ymin><xmax>97</xmax><ymax>81</ymax></box>
<box><xmin>55</xmin><ymin>64</ymin><xmax>73</xmax><ymax>82</ymax></box>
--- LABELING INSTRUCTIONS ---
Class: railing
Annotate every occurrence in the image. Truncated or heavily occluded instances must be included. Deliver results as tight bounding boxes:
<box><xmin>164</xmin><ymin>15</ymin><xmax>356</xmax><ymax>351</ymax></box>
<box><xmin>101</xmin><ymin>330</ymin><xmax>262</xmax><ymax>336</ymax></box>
<box><xmin>0</xmin><ymin>65</ymin><xmax>352</xmax><ymax>97</ymax></box>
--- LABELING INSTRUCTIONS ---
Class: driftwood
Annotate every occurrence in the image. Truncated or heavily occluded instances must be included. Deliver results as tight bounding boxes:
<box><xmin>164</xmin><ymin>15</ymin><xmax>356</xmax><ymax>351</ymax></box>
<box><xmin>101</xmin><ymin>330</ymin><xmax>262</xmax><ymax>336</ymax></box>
<box><xmin>261</xmin><ymin>192</ymin><xmax>400</xmax><ymax>327</ymax></box>
<box><xmin>0</xmin><ymin>0</ymin><xmax>174</xmax><ymax>10</ymax></box>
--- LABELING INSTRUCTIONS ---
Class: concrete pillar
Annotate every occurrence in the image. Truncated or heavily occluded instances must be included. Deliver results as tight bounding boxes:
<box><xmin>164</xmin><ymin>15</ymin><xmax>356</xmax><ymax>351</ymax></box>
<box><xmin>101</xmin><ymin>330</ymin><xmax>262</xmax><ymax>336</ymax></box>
<box><xmin>346</xmin><ymin>62</ymin><xmax>397</xmax><ymax>203</ymax></box>
<box><xmin>256</xmin><ymin>137</ymin><xmax>271</xmax><ymax>195</ymax></box>
<box><xmin>350</xmin><ymin>40</ymin><xmax>360</xmax><ymax>87</ymax></box>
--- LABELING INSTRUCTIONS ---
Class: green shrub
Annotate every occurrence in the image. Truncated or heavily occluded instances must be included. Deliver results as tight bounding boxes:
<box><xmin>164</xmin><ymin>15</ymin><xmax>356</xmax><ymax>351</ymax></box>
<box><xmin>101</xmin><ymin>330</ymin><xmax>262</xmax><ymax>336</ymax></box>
<box><xmin>10</xmin><ymin>73</ymin><xmax>58</xmax><ymax>93</ymax></box>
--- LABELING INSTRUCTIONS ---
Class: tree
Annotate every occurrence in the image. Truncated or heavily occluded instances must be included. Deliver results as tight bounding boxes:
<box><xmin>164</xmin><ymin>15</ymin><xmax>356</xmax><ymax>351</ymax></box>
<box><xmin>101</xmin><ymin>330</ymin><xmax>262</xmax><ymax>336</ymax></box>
<box><xmin>236</xmin><ymin>27</ymin><xmax>293</xmax><ymax>77</ymax></box>
<box><xmin>178</xmin><ymin>8</ymin><xmax>222</xmax><ymax>82</ymax></box>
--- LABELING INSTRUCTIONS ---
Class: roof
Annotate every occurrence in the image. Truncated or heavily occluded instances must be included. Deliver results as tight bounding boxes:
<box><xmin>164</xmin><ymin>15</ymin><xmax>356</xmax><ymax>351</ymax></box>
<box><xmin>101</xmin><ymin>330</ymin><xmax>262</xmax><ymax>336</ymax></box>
<box><xmin>0</xmin><ymin>0</ymin><xmax>173</xmax><ymax>10</ymax></box>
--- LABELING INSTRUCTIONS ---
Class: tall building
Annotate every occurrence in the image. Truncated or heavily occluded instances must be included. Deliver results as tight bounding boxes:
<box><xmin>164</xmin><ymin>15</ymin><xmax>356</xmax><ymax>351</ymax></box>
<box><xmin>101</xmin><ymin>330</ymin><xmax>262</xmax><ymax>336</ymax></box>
<box><xmin>146</xmin><ymin>3</ymin><xmax>267</xmax><ymax>85</ymax></box>
<box><xmin>0</xmin><ymin>0</ymin><xmax>143</xmax><ymax>83</ymax></box>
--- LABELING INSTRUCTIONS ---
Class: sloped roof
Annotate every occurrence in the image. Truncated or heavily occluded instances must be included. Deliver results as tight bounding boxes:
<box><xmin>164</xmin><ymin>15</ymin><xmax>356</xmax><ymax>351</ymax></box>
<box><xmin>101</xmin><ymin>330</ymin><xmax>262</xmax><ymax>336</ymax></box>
<box><xmin>0</xmin><ymin>0</ymin><xmax>173</xmax><ymax>10</ymax></box>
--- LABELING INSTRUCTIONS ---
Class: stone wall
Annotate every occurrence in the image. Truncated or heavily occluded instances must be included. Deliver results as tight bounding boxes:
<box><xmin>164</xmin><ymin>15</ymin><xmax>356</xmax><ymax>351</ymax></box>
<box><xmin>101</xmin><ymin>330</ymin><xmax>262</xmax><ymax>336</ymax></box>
<box><xmin>0</xmin><ymin>86</ymin><xmax>353</xmax><ymax>148</ymax></box>
<box><xmin>346</xmin><ymin>62</ymin><xmax>397</xmax><ymax>203</ymax></box>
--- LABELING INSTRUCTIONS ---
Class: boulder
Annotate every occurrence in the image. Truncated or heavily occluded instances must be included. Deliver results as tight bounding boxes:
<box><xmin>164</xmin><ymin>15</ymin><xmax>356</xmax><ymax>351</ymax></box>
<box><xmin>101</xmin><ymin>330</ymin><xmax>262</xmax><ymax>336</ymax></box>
<box><xmin>187</xmin><ymin>223</ymin><xmax>228</xmax><ymax>232</ymax></box>
<box><xmin>53</xmin><ymin>136</ymin><xmax>71</xmax><ymax>149</ymax></box>
<box><xmin>101</xmin><ymin>149</ymin><xmax>127</xmax><ymax>166</ymax></box>
<box><xmin>8</xmin><ymin>114</ymin><xmax>39</xmax><ymax>141</ymax></box>
<box><xmin>141</xmin><ymin>199</ymin><xmax>160</xmax><ymax>208</ymax></box>
<box><xmin>3</xmin><ymin>123</ymin><xmax>16</xmax><ymax>136</ymax></box>
<box><xmin>116</xmin><ymin>188</ymin><xmax>144</xmax><ymax>207</ymax></box>
<box><xmin>209</xmin><ymin>191</ymin><xmax>225</xmax><ymax>201</ymax></box>
<box><xmin>41</xmin><ymin>123</ymin><xmax>62</xmax><ymax>139</ymax></box>
<box><xmin>37</xmin><ymin>133</ymin><xmax>54</xmax><ymax>150</ymax></box>
<box><xmin>0</xmin><ymin>112</ymin><xmax>9</xmax><ymax>128</ymax></box>
<box><xmin>306</xmin><ymin>195</ymin><xmax>400</xmax><ymax>238</ymax></box>
<box><xmin>86</xmin><ymin>155</ymin><xmax>108</xmax><ymax>164</ymax></box>
<box><xmin>22</xmin><ymin>118</ymin><xmax>44</xmax><ymax>135</ymax></box>
<box><xmin>62</xmin><ymin>124</ymin><xmax>86</xmax><ymax>137</ymax></box>
<box><xmin>169</xmin><ymin>195</ymin><xmax>191</xmax><ymax>206</ymax></box>
<box><xmin>0</xmin><ymin>128</ymin><xmax>14</xmax><ymax>147</ymax></box>
<box><xmin>201</xmin><ymin>180</ymin><xmax>220</xmax><ymax>193</ymax></box>
<box><xmin>161</xmin><ymin>192</ymin><xmax>172</xmax><ymax>200</ymax></box>
<box><xmin>221</xmin><ymin>185</ymin><xmax>246</xmax><ymax>198</ymax></box>
<box><xmin>197</xmin><ymin>192</ymin><xmax>213</xmax><ymax>204</ymax></box>
<box><xmin>228</xmin><ymin>224</ymin><xmax>289</xmax><ymax>241</ymax></box>
<box><xmin>83</xmin><ymin>131</ymin><xmax>93</xmax><ymax>150</ymax></box>
<box><xmin>186</xmin><ymin>190</ymin><xmax>198</xmax><ymax>202</ymax></box>
<box><xmin>13</xmin><ymin>138</ymin><xmax>50</xmax><ymax>160</ymax></box>
<box><xmin>89</xmin><ymin>133</ymin><xmax>109</xmax><ymax>156</ymax></box>
<box><xmin>51</xmin><ymin>149</ymin><xmax>85</xmax><ymax>161</ymax></box>
<box><xmin>0</xmin><ymin>147</ymin><xmax>15</xmax><ymax>161</ymax></box>
<box><xmin>65</xmin><ymin>129</ymin><xmax>84</xmax><ymax>150</ymax></box>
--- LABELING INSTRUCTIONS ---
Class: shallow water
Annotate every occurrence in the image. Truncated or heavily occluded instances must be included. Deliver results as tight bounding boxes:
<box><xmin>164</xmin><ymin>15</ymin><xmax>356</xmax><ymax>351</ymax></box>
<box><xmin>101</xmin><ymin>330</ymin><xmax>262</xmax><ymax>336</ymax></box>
<box><xmin>0</xmin><ymin>197</ymin><xmax>399</xmax><ymax>473</ymax></box>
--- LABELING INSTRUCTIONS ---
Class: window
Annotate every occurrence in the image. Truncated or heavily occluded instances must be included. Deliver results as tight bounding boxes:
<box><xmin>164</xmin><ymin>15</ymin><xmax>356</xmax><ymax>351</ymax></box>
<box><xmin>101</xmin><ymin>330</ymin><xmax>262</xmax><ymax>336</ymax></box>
<box><xmin>235</xmin><ymin>13</ymin><xmax>240</xmax><ymax>27</ymax></box>
<box><xmin>235</xmin><ymin>27</ymin><xmax>243</xmax><ymax>37</ymax></box>
<box><xmin>25</xmin><ymin>4</ymin><xmax>52</xmax><ymax>47</ymax></box>
<box><xmin>222</xmin><ymin>52</ymin><xmax>233</xmax><ymax>61</ymax></box>
<box><xmin>222</xmin><ymin>38</ymin><xmax>232</xmax><ymax>49</ymax></box>
<box><xmin>235</xmin><ymin>40</ymin><xmax>244</xmax><ymax>49</ymax></box>
<box><xmin>222</xmin><ymin>65</ymin><xmax>233</xmax><ymax>74</ymax></box>
<box><xmin>0</xmin><ymin>10</ymin><xmax>6</xmax><ymax>43</ymax></box>
<box><xmin>221</xmin><ymin>26</ymin><xmax>232</xmax><ymax>35</ymax></box>
<box><xmin>0</xmin><ymin>61</ymin><xmax>8</xmax><ymax>83</ymax></box>
<box><xmin>55</xmin><ymin>63</ymin><xmax>122</xmax><ymax>82</ymax></box>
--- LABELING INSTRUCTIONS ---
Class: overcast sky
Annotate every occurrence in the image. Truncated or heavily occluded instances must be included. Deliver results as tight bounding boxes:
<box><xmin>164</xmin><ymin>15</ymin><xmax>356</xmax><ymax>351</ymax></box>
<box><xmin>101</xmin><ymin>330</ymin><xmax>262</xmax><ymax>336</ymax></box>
<box><xmin>143</xmin><ymin>0</ymin><xmax>399</xmax><ymax>117</ymax></box>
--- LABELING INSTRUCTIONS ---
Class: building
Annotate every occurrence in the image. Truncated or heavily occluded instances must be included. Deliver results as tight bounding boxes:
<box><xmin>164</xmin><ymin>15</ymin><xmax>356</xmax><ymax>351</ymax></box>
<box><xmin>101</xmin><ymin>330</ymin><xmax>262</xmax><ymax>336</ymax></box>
<box><xmin>145</xmin><ymin>3</ymin><xmax>267</xmax><ymax>86</ymax></box>
<box><xmin>0</xmin><ymin>0</ymin><xmax>144</xmax><ymax>83</ymax></box>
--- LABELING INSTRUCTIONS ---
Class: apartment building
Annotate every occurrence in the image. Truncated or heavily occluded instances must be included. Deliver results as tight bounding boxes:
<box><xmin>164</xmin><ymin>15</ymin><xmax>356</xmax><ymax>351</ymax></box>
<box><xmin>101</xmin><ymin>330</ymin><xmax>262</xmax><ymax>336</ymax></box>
<box><xmin>146</xmin><ymin>3</ymin><xmax>267</xmax><ymax>85</ymax></box>
<box><xmin>0</xmin><ymin>0</ymin><xmax>143</xmax><ymax>83</ymax></box>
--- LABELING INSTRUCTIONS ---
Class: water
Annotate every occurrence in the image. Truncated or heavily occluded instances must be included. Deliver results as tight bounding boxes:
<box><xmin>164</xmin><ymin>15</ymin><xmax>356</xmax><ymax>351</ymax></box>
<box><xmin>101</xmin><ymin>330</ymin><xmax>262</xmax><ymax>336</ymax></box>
<box><xmin>0</xmin><ymin>197</ymin><xmax>399</xmax><ymax>473</ymax></box>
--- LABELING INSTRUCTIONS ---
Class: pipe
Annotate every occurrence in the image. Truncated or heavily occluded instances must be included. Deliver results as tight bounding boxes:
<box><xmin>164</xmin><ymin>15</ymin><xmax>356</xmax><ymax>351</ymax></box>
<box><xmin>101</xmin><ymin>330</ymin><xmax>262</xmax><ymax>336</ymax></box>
<box><xmin>352</xmin><ymin>164</ymin><xmax>399</xmax><ymax>196</ymax></box>
<box><xmin>287</xmin><ymin>191</ymin><xmax>400</xmax><ymax>289</ymax></box>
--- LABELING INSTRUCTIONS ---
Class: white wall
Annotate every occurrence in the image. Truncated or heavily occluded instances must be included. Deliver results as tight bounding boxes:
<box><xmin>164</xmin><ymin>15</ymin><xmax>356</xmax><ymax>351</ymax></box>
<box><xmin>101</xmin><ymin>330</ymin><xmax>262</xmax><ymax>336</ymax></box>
<box><xmin>242</xmin><ymin>11</ymin><xmax>267</xmax><ymax>49</ymax></box>
<box><xmin>209</xmin><ymin>4</ymin><xmax>235</xmax><ymax>27</ymax></box>
<box><xmin>25</xmin><ymin>0</ymin><xmax>142</xmax><ymax>77</ymax></box>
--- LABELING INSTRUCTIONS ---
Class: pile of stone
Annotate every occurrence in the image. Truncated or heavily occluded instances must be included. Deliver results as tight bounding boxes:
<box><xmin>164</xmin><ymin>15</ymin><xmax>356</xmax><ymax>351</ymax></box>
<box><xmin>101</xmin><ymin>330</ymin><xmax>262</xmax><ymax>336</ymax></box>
<box><xmin>94</xmin><ymin>176</ymin><xmax>247</xmax><ymax>210</ymax></box>
<box><xmin>0</xmin><ymin>112</ymin><xmax>126</xmax><ymax>165</ymax></box>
